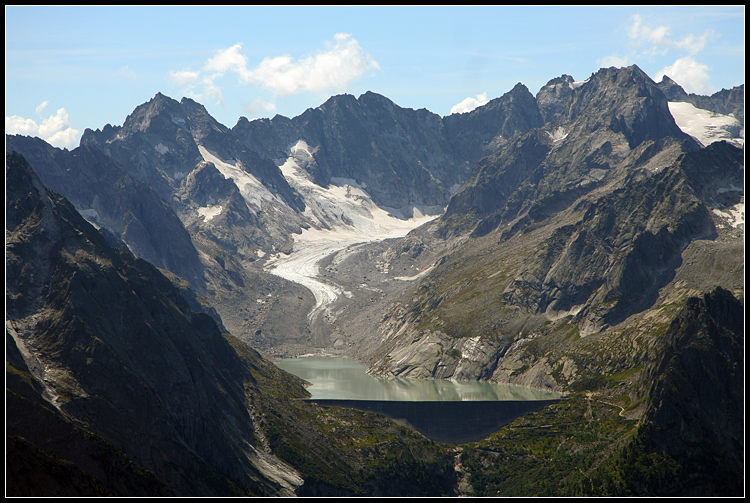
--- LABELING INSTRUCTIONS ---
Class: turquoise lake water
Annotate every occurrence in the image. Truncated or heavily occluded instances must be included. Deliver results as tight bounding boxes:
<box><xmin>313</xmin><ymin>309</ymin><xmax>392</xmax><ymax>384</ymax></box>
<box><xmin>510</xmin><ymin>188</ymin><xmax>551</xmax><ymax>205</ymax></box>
<box><xmin>275</xmin><ymin>355</ymin><xmax>562</xmax><ymax>401</ymax></box>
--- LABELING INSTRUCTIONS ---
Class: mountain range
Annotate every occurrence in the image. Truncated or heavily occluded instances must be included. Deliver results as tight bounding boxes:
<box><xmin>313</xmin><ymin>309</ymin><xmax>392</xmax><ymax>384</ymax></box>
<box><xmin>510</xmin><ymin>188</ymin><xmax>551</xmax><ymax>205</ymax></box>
<box><xmin>6</xmin><ymin>64</ymin><xmax>744</xmax><ymax>496</ymax></box>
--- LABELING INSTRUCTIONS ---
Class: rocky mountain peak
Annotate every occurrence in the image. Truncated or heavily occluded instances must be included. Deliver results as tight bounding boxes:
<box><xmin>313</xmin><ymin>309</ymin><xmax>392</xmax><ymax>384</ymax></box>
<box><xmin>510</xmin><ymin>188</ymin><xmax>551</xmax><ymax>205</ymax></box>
<box><xmin>560</xmin><ymin>64</ymin><xmax>689</xmax><ymax>149</ymax></box>
<box><xmin>6</xmin><ymin>151</ymin><xmax>54</xmax><ymax>233</ymax></box>
<box><xmin>121</xmin><ymin>92</ymin><xmax>189</xmax><ymax>134</ymax></box>
<box><xmin>358</xmin><ymin>89</ymin><xmax>393</xmax><ymax>104</ymax></box>
<box><xmin>657</xmin><ymin>75</ymin><xmax>690</xmax><ymax>103</ymax></box>
<box><xmin>508</xmin><ymin>82</ymin><xmax>532</xmax><ymax>97</ymax></box>
<box><xmin>179</xmin><ymin>96</ymin><xmax>232</xmax><ymax>138</ymax></box>
<box><xmin>440</xmin><ymin>64</ymin><xmax>707</xmax><ymax>249</ymax></box>
<box><xmin>545</xmin><ymin>74</ymin><xmax>575</xmax><ymax>86</ymax></box>
<box><xmin>318</xmin><ymin>92</ymin><xmax>360</xmax><ymax>114</ymax></box>
<box><xmin>356</xmin><ymin>90</ymin><xmax>409</xmax><ymax>118</ymax></box>
<box><xmin>536</xmin><ymin>74</ymin><xmax>576</xmax><ymax>124</ymax></box>
<box><xmin>443</xmin><ymin>81</ymin><xmax>544</xmax><ymax>160</ymax></box>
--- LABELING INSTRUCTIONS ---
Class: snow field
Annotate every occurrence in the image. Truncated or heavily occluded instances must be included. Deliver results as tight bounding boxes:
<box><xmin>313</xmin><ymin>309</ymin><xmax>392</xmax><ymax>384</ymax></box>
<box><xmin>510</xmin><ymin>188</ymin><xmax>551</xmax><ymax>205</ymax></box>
<box><xmin>667</xmin><ymin>101</ymin><xmax>743</xmax><ymax>148</ymax></box>
<box><xmin>198</xmin><ymin>145</ymin><xmax>280</xmax><ymax>208</ymax></box>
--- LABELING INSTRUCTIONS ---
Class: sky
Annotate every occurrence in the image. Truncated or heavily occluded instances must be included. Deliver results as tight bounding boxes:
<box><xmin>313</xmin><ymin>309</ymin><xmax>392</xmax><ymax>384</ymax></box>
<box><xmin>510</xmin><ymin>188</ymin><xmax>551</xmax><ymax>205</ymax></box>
<box><xmin>5</xmin><ymin>5</ymin><xmax>745</xmax><ymax>149</ymax></box>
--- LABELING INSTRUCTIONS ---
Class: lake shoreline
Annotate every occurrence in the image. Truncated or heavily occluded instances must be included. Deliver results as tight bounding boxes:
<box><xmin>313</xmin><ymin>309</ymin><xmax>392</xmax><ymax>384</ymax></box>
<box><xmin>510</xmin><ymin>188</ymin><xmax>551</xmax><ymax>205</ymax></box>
<box><xmin>276</xmin><ymin>354</ymin><xmax>563</xmax><ymax>402</ymax></box>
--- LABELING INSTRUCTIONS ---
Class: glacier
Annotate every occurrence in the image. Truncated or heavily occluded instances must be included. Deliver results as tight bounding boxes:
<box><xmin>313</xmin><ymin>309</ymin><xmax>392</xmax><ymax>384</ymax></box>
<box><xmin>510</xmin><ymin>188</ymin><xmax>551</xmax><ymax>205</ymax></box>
<box><xmin>266</xmin><ymin>139</ymin><xmax>440</xmax><ymax>322</ymax></box>
<box><xmin>668</xmin><ymin>101</ymin><xmax>743</xmax><ymax>148</ymax></box>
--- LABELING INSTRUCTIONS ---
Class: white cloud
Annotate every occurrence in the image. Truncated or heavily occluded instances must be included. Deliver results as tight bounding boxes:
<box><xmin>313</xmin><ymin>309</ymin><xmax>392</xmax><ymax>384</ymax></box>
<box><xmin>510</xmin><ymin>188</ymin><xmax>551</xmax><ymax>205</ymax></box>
<box><xmin>169</xmin><ymin>34</ymin><xmax>380</xmax><ymax>104</ymax></box>
<box><xmin>201</xmin><ymin>74</ymin><xmax>225</xmax><ymax>104</ymax></box>
<box><xmin>115</xmin><ymin>65</ymin><xmax>137</xmax><ymax>80</ymax></box>
<box><xmin>244</xmin><ymin>97</ymin><xmax>277</xmax><ymax>116</ymax></box>
<box><xmin>243</xmin><ymin>33</ymin><xmax>381</xmax><ymax>96</ymax></box>
<box><xmin>169</xmin><ymin>68</ymin><xmax>201</xmax><ymax>87</ymax></box>
<box><xmin>627</xmin><ymin>14</ymin><xmax>714</xmax><ymax>56</ymax></box>
<box><xmin>598</xmin><ymin>54</ymin><xmax>631</xmax><ymax>68</ymax></box>
<box><xmin>450</xmin><ymin>92</ymin><xmax>489</xmax><ymax>115</ymax></box>
<box><xmin>654</xmin><ymin>56</ymin><xmax>713</xmax><ymax>95</ymax></box>
<box><xmin>204</xmin><ymin>43</ymin><xmax>248</xmax><ymax>76</ymax></box>
<box><xmin>35</xmin><ymin>101</ymin><xmax>49</xmax><ymax>116</ymax></box>
<box><xmin>6</xmin><ymin>104</ymin><xmax>80</xmax><ymax>149</ymax></box>
<box><xmin>168</xmin><ymin>68</ymin><xmax>225</xmax><ymax>104</ymax></box>
<box><xmin>600</xmin><ymin>14</ymin><xmax>718</xmax><ymax>95</ymax></box>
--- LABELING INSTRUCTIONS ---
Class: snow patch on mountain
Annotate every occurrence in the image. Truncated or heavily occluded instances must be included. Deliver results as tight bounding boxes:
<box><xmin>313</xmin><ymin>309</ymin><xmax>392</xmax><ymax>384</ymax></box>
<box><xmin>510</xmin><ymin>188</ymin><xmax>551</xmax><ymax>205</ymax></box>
<box><xmin>278</xmin><ymin>139</ymin><xmax>438</xmax><ymax>236</ymax></box>
<box><xmin>712</xmin><ymin>196</ymin><xmax>744</xmax><ymax>229</ymax></box>
<box><xmin>668</xmin><ymin>102</ymin><xmax>744</xmax><ymax>148</ymax></box>
<box><xmin>197</xmin><ymin>204</ymin><xmax>223</xmax><ymax>222</ymax></box>
<box><xmin>547</xmin><ymin>126</ymin><xmax>568</xmax><ymax>143</ymax></box>
<box><xmin>197</xmin><ymin>145</ymin><xmax>280</xmax><ymax>208</ymax></box>
<box><xmin>570</xmin><ymin>78</ymin><xmax>589</xmax><ymax>89</ymax></box>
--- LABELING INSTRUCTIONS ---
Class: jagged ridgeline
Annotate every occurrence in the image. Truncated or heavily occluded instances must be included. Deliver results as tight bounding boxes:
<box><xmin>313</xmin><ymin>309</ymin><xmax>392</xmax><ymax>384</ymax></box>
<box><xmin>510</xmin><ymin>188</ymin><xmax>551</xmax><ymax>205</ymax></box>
<box><xmin>6</xmin><ymin>64</ymin><xmax>744</xmax><ymax>496</ymax></box>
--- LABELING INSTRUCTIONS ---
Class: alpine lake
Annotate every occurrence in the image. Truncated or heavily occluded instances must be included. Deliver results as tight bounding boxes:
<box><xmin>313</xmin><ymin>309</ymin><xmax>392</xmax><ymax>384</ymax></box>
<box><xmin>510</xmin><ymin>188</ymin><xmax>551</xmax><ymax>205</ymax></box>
<box><xmin>276</xmin><ymin>355</ymin><xmax>563</xmax><ymax>444</ymax></box>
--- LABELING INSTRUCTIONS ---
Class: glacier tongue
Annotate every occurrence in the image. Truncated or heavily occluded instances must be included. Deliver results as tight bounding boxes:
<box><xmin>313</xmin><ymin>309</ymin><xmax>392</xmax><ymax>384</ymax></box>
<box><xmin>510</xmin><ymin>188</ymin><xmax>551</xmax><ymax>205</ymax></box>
<box><xmin>266</xmin><ymin>139</ymin><xmax>440</xmax><ymax>322</ymax></box>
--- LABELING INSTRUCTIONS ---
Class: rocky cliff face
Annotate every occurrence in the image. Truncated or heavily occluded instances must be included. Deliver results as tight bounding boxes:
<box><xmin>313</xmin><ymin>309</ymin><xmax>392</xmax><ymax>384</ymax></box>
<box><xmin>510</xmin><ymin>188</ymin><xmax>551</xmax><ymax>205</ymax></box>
<box><xmin>6</xmin><ymin>134</ymin><xmax>206</xmax><ymax>292</ymax></box>
<box><xmin>5</xmin><ymin>152</ymin><xmax>305</xmax><ymax>495</ymax></box>
<box><xmin>234</xmin><ymin>91</ymin><xmax>459</xmax><ymax>212</ymax></box>
<box><xmin>80</xmin><ymin>93</ymin><xmax>302</xmax><ymax>210</ymax></box>
<box><xmin>443</xmin><ymin>65</ymin><xmax>699</xmax><ymax>235</ymax></box>
<box><xmin>367</xmin><ymin>66</ymin><xmax>743</xmax><ymax>387</ymax></box>
<box><xmin>535</xmin><ymin>74</ymin><xmax>576</xmax><ymax>124</ymax></box>
<box><xmin>233</xmin><ymin>87</ymin><xmax>543</xmax><ymax>214</ymax></box>
<box><xmin>443</xmin><ymin>82</ymin><xmax>545</xmax><ymax>162</ymax></box>
<box><xmin>80</xmin><ymin>92</ymin><xmax>307</xmax><ymax>255</ymax></box>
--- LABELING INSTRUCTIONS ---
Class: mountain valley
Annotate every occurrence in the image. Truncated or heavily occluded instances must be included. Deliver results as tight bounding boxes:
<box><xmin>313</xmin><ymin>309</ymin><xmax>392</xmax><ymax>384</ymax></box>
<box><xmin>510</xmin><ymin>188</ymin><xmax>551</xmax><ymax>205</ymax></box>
<box><xmin>6</xmin><ymin>64</ymin><xmax>744</xmax><ymax>496</ymax></box>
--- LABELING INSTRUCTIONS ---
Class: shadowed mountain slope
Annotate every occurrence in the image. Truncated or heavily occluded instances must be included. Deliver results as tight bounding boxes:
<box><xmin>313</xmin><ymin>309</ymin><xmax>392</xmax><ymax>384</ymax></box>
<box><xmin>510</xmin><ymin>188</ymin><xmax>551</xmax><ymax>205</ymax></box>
<box><xmin>5</xmin><ymin>151</ymin><xmax>460</xmax><ymax>497</ymax></box>
<box><xmin>6</xmin><ymin>151</ymin><xmax>300</xmax><ymax>496</ymax></box>
<box><xmin>6</xmin><ymin>134</ymin><xmax>206</xmax><ymax>292</ymax></box>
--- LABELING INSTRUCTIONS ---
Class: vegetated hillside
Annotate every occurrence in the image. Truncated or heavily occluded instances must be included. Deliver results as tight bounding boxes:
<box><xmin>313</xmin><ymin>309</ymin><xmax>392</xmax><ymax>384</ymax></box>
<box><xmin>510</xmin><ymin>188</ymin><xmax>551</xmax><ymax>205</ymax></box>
<box><xmin>5</xmin><ymin>151</ymin><xmax>458</xmax><ymax>497</ymax></box>
<box><xmin>457</xmin><ymin>287</ymin><xmax>743</xmax><ymax>497</ymax></box>
<box><xmin>6</xmin><ymin>151</ymin><xmax>298</xmax><ymax>496</ymax></box>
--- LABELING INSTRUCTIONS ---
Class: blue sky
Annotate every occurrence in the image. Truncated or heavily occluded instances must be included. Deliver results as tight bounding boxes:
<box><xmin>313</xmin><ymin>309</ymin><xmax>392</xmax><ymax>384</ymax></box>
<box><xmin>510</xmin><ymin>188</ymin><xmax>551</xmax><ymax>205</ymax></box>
<box><xmin>5</xmin><ymin>5</ymin><xmax>745</xmax><ymax>149</ymax></box>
